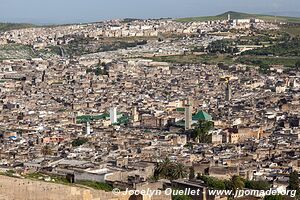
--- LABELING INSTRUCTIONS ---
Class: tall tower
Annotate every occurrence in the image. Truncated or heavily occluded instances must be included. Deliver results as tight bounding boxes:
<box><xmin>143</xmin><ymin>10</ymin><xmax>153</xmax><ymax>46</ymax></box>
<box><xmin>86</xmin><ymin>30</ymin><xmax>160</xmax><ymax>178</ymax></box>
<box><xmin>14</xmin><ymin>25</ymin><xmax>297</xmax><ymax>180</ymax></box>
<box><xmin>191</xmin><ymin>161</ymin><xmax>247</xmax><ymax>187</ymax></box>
<box><xmin>225</xmin><ymin>81</ymin><xmax>232</xmax><ymax>101</ymax></box>
<box><xmin>110</xmin><ymin>107</ymin><xmax>117</xmax><ymax>124</ymax></box>
<box><xmin>185</xmin><ymin>98</ymin><xmax>192</xmax><ymax>130</ymax></box>
<box><xmin>42</xmin><ymin>70</ymin><xmax>46</xmax><ymax>82</ymax></box>
<box><xmin>86</xmin><ymin>122</ymin><xmax>91</xmax><ymax>135</ymax></box>
<box><xmin>132</xmin><ymin>107</ymin><xmax>139</xmax><ymax>122</ymax></box>
<box><xmin>228</xmin><ymin>13</ymin><xmax>231</xmax><ymax>21</ymax></box>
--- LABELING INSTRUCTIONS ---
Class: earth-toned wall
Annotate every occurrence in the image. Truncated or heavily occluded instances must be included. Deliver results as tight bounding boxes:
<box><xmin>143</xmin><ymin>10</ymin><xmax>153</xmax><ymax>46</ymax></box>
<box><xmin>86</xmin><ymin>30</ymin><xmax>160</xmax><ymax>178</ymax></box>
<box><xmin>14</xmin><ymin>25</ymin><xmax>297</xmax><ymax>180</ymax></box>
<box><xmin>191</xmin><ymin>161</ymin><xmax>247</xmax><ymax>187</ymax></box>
<box><xmin>0</xmin><ymin>176</ymin><xmax>171</xmax><ymax>200</ymax></box>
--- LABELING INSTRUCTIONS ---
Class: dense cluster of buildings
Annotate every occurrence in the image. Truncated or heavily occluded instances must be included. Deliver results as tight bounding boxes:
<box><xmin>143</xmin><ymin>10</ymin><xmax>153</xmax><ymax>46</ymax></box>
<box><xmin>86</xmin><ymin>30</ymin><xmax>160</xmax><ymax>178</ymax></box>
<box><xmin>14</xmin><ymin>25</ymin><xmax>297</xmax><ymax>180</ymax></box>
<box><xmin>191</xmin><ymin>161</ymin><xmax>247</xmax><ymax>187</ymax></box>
<box><xmin>0</xmin><ymin>16</ymin><xmax>278</xmax><ymax>49</ymax></box>
<box><xmin>0</xmin><ymin>16</ymin><xmax>299</xmax><ymax>200</ymax></box>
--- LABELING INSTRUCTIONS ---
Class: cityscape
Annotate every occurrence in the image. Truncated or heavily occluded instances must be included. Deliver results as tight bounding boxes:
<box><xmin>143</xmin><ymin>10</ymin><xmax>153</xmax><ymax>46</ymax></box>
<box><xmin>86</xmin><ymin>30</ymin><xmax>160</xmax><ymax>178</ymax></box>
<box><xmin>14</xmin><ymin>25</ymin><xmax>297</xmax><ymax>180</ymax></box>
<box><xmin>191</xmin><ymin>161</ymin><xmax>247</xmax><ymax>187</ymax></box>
<box><xmin>0</xmin><ymin>2</ymin><xmax>300</xmax><ymax>200</ymax></box>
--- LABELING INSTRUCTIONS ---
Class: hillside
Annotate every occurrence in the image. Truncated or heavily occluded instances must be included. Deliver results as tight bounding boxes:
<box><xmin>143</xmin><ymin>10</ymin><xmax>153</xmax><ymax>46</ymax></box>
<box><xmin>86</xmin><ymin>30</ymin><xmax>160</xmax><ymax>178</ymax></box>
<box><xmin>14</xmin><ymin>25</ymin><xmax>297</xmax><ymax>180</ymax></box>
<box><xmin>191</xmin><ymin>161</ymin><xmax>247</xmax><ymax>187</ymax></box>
<box><xmin>176</xmin><ymin>11</ymin><xmax>300</xmax><ymax>23</ymax></box>
<box><xmin>0</xmin><ymin>23</ymin><xmax>35</xmax><ymax>32</ymax></box>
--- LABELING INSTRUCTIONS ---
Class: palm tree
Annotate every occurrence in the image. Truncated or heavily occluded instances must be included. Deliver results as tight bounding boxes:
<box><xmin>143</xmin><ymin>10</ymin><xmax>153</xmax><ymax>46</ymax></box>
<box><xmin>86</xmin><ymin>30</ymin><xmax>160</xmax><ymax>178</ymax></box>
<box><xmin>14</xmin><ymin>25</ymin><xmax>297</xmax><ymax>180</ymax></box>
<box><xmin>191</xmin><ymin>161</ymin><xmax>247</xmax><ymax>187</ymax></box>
<box><xmin>154</xmin><ymin>158</ymin><xmax>187</xmax><ymax>180</ymax></box>
<box><xmin>173</xmin><ymin>163</ymin><xmax>187</xmax><ymax>179</ymax></box>
<box><xmin>154</xmin><ymin>158</ymin><xmax>172</xmax><ymax>179</ymax></box>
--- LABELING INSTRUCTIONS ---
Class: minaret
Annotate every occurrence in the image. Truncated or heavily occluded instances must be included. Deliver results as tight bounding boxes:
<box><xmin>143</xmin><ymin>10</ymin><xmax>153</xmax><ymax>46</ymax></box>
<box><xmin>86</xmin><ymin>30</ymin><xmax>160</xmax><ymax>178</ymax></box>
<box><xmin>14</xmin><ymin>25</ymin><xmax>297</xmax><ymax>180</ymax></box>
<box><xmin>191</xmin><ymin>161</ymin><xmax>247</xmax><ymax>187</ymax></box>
<box><xmin>42</xmin><ymin>70</ymin><xmax>46</xmax><ymax>82</ymax></box>
<box><xmin>185</xmin><ymin>98</ymin><xmax>192</xmax><ymax>130</ymax></box>
<box><xmin>228</xmin><ymin>13</ymin><xmax>231</xmax><ymax>21</ymax></box>
<box><xmin>132</xmin><ymin>107</ymin><xmax>139</xmax><ymax>122</ymax></box>
<box><xmin>86</xmin><ymin>122</ymin><xmax>91</xmax><ymax>135</ymax></box>
<box><xmin>110</xmin><ymin>106</ymin><xmax>117</xmax><ymax>124</ymax></box>
<box><xmin>225</xmin><ymin>81</ymin><xmax>232</xmax><ymax>101</ymax></box>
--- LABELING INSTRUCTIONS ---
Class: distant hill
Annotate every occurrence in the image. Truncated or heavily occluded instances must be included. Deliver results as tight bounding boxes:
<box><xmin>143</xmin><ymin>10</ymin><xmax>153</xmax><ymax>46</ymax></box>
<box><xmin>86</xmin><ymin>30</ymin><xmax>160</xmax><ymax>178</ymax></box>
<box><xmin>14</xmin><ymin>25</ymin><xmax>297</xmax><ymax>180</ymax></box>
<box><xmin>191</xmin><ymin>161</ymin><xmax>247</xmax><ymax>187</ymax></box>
<box><xmin>0</xmin><ymin>23</ymin><xmax>36</xmax><ymax>32</ymax></box>
<box><xmin>176</xmin><ymin>11</ymin><xmax>300</xmax><ymax>23</ymax></box>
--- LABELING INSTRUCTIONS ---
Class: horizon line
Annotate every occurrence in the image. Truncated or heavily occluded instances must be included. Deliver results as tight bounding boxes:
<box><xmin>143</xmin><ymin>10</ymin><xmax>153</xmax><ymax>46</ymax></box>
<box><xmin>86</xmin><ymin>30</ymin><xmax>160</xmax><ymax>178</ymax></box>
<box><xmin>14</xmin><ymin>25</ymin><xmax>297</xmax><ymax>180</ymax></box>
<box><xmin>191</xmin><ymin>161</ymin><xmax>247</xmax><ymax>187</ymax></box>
<box><xmin>1</xmin><ymin>10</ymin><xmax>300</xmax><ymax>26</ymax></box>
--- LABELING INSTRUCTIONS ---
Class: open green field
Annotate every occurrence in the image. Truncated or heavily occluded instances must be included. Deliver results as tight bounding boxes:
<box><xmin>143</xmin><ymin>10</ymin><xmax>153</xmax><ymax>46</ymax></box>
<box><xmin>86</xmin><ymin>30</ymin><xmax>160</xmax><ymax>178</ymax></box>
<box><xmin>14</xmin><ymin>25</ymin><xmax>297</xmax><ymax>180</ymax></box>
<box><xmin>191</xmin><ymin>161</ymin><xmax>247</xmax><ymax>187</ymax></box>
<box><xmin>149</xmin><ymin>54</ymin><xmax>236</xmax><ymax>65</ymax></box>
<box><xmin>238</xmin><ymin>56</ymin><xmax>300</xmax><ymax>67</ymax></box>
<box><xmin>176</xmin><ymin>11</ymin><xmax>300</xmax><ymax>23</ymax></box>
<box><xmin>282</xmin><ymin>26</ymin><xmax>300</xmax><ymax>37</ymax></box>
<box><xmin>148</xmin><ymin>54</ymin><xmax>300</xmax><ymax>69</ymax></box>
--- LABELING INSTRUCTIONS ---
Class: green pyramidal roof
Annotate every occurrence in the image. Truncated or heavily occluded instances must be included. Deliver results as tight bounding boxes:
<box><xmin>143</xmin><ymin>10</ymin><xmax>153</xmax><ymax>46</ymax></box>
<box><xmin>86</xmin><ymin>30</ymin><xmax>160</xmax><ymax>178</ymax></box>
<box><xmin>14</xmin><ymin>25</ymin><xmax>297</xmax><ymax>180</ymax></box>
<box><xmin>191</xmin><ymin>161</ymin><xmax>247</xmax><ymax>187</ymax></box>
<box><xmin>192</xmin><ymin>111</ymin><xmax>212</xmax><ymax>121</ymax></box>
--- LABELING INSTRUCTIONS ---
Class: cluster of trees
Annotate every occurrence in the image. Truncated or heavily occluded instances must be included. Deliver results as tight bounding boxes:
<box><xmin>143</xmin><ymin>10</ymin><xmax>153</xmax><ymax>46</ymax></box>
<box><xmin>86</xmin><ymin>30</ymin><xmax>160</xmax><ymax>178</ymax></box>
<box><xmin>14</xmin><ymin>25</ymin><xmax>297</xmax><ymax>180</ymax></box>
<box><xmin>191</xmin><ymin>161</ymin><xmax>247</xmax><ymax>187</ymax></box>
<box><xmin>98</xmin><ymin>40</ymin><xmax>147</xmax><ymax>52</ymax></box>
<box><xmin>154</xmin><ymin>158</ymin><xmax>187</xmax><ymax>180</ymax></box>
<box><xmin>198</xmin><ymin>175</ymin><xmax>229</xmax><ymax>190</ymax></box>
<box><xmin>244</xmin><ymin>180</ymin><xmax>271</xmax><ymax>190</ymax></box>
<box><xmin>295</xmin><ymin>60</ymin><xmax>300</xmax><ymax>69</ymax></box>
<box><xmin>206</xmin><ymin>40</ymin><xmax>239</xmax><ymax>54</ymax></box>
<box><xmin>198</xmin><ymin>175</ymin><xmax>248</xmax><ymax>191</ymax></box>
<box><xmin>86</xmin><ymin>62</ymin><xmax>109</xmax><ymax>76</ymax></box>
<box><xmin>197</xmin><ymin>171</ymin><xmax>300</xmax><ymax>199</ymax></box>
<box><xmin>71</xmin><ymin>137</ymin><xmax>88</xmax><ymax>147</ymax></box>
<box><xmin>238</xmin><ymin>58</ymin><xmax>272</xmax><ymax>74</ymax></box>
<box><xmin>192</xmin><ymin>40</ymin><xmax>239</xmax><ymax>54</ymax></box>
<box><xmin>288</xmin><ymin>171</ymin><xmax>300</xmax><ymax>196</ymax></box>
<box><xmin>259</xmin><ymin>63</ymin><xmax>271</xmax><ymax>74</ymax></box>
<box><xmin>86</xmin><ymin>67</ymin><xmax>109</xmax><ymax>76</ymax></box>
<box><xmin>154</xmin><ymin>166</ymin><xmax>299</xmax><ymax>199</ymax></box>
<box><xmin>242</xmin><ymin>38</ymin><xmax>300</xmax><ymax>57</ymax></box>
<box><xmin>191</xmin><ymin>120</ymin><xmax>214</xmax><ymax>143</ymax></box>
<box><xmin>63</xmin><ymin>36</ymin><xmax>96</xmax><ymax>56</ymax></box>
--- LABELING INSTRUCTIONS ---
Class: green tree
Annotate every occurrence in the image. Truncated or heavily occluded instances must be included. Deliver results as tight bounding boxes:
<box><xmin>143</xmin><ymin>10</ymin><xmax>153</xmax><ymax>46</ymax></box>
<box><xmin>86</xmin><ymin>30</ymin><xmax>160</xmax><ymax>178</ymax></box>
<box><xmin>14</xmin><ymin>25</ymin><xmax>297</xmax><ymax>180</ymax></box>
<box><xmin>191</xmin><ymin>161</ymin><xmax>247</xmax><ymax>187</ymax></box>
<box><xmin>230</xmin><ymin>175</ymin><xmax>245</xmax><ymax>191</ymax></box>
<box><xmin>288</xmin><ymin>171</ymin><xmax>300</xmax><ymax>194</ymax></box>
<box><xmin>245</xmin><ymin>180</ymin><xmax>271</xmax><ymax>190</ymax></box>
<box><xmin>192</xmin><ymin>120</ymin><xmax>214</xmax><ymax>143</ymax></box>
<box><xmin>189</xmin><ymin>167</ymin><xmax>195</xmax><ymax>180</ymax></box>
<box><xmin>295</xmin><ymin>60</ymin><xmax>300</xmax><ymax>69</ymax></box>
<box><xmin>173</xmin><ymin>163</ymin><xmax>187</xmax><ymax>180</ymax></box>
<box><xmin>154</xmin><ymin>158</ymin><xmax>172</xmax><ymax>179</ymax></box>
<box><xmin>72</xmin><ymin>138</ymin><xmax>88</xmax><ymax>147</ymax></box>
<box><xmin>154</xmin><ymin>158</ymin><xmax>187</xmax><ymax>180</ymax></box>
<box><xmin>198</xmin><ymin>175</ymin><xmax>226</xmax><ymax>190</ymax></box>
<box><xmin>259</xmin><ymin>63</ymin><xmax>271</xmax><ymax>74</ymax></box>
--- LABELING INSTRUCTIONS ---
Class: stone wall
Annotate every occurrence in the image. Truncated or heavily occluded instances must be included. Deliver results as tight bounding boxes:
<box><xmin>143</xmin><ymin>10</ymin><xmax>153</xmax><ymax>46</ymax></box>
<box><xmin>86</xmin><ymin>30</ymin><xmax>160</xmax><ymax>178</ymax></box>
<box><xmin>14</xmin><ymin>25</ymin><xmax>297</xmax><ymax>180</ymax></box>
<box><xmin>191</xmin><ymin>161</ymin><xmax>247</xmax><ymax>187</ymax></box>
<box><xmin>0</xmin><ymin>175</ymin><xmax>171</xmax><ymax>200</ymax></box>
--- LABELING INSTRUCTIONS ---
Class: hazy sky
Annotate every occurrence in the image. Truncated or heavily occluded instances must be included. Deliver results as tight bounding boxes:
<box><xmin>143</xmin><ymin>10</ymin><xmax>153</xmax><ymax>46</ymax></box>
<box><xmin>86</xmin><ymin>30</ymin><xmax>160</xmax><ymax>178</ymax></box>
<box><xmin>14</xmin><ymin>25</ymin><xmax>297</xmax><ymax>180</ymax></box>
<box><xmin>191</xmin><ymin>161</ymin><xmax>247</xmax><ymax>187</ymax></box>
<box><xmin>1</xmin><ymin>0</ymin><xmax>300</xmax><ymax>24</ymax></box>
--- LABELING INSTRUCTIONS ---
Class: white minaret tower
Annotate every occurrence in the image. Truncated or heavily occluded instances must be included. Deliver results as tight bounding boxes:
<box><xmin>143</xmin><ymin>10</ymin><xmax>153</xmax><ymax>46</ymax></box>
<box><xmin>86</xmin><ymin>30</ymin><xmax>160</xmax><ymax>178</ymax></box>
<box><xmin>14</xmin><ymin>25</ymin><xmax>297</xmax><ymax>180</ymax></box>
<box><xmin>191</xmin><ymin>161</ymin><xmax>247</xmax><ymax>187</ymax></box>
<box><xmin>86</xmin><ymin>122</ymin><xmax>91</xmax><ymax>135</ymax></box>
<box><xmin>185</xmin><ymin>98</ymin><xmax>192</xmax><ymax>130</ymax></box>
<box><xmin>228</xmin><ymin>13</ymin><xmax>231</xmax><ymax>21</ymax></box>
<box><xmin>110</xmin><ymin>107</ymin><xmax>117</xmax><ymax>124</ymax></box>
<box><xmin>132</xmin><ymin>107</ymin><xmax>139</xmax><ymax>122</ymax></box>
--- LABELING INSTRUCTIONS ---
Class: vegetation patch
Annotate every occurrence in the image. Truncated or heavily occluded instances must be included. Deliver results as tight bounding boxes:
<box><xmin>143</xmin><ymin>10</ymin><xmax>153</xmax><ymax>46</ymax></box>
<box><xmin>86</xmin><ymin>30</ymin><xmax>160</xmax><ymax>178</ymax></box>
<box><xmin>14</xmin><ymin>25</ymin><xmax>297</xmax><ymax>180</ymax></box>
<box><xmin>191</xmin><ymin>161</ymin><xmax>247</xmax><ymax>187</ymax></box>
<box><xmin>76</xmin><ymin>180</ymin><xmax>113</xmax><ymax>191</ymax></box>
<box><xmin>72</xmin><ymin>137</ymin><xmax>88</xmax><ymax>147</ymax></box>
<box><xmin>0</xmin><ymin>44</ymin><xmax>36</xmax><ymax>60</ymax></box>
<box><xmin>0</xmin><ymin>23</ymin><xmax>35</xmax><ymax>32</ymax></box>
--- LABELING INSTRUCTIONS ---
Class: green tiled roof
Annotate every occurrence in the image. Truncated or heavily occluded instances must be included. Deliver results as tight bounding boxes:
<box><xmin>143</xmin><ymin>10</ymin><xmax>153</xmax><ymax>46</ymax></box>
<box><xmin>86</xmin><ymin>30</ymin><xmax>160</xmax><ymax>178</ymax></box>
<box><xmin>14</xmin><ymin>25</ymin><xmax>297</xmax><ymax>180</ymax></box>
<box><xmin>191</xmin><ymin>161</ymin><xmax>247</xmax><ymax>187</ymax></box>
<box><xmin>176</xmin><ymin>107</ymin><xmax>185</xmax><ymax>112</ymax></box>
<box><xmin>192</xmin><ymin>111</ymin><xmax>212</xmax><ymax>121</ymax></box>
